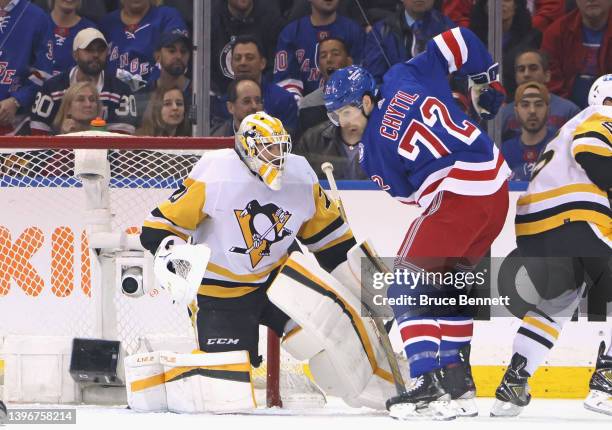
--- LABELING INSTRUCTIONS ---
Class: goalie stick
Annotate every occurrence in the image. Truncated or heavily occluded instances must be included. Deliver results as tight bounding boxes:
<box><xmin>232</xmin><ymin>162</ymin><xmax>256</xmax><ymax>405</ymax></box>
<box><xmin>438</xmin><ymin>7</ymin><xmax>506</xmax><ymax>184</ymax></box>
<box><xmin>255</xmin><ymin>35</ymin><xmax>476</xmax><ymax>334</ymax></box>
<box><xmin>321</xmin><ymin>162</ymin><xmax>408</xmax><ymax>397</ymax></box>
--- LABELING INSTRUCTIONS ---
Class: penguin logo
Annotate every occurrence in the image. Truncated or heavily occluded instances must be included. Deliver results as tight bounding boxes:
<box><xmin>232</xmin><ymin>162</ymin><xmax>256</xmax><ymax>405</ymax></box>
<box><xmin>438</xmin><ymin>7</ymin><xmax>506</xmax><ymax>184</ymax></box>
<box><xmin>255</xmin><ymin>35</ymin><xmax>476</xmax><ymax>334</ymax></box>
<box><xmin>230</xmin><ymin>200</ymin><xmax>293</xmax><ymax>268</ymax></box>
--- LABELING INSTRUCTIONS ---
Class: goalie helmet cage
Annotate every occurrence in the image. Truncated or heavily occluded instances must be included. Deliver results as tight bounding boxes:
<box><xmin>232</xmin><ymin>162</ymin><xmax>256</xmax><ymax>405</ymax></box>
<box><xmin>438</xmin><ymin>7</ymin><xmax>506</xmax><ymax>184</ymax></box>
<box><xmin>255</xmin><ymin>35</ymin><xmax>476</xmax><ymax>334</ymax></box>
<box><xmin>0</xmin><ymin>134</ymin><xmax>288</xmax><ymax>407</ymax></box>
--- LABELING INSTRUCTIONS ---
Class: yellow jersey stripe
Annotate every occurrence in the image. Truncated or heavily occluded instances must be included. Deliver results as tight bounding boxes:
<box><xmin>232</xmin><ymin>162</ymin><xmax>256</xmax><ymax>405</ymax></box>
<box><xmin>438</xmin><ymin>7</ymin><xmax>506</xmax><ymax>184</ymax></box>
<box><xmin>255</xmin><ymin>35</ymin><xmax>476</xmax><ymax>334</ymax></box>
<box><xmin>197</xmin><ymin>284</ymin><xmax>259</xmax><ymax>298</ymax></box>
<box><xmin>572</xmin><ymin>144</ymin><xmax>612</xmax><ymax>158</ymax></box>
<box><xmin>158</xmin><ymin>180</ymin><xmax>206</xmax><ymax>231</ymax></box>
<box><xmin>516</xmin><ymin>209</ymin><xmax>612</xmax><ymax>236</ymax></box>
<box><xmin>523</xmin><ymin>317</ymin><xmax>559</xmax><ymax>340</ymax></box>
<box><xmin>517</xmin><ymin>184</ymin><xmax>608</xmax><ymax>206</ymax></box>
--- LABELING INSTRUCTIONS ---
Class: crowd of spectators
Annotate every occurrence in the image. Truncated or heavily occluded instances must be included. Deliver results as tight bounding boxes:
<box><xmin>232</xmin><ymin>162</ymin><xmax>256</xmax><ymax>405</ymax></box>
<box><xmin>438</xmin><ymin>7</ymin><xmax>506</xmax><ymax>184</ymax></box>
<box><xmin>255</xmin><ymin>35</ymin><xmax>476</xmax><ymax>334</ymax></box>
<box><xmin>0</xmin><ymin>0</ymin><xmax>611</xmax><ymax>182</ymax></box>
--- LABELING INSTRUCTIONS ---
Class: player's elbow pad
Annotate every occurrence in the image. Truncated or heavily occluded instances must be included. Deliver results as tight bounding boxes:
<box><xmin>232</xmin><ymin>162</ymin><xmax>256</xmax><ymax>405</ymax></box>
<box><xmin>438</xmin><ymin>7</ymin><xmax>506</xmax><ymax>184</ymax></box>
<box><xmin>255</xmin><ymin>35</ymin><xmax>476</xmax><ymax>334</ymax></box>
<box><xmin>575</xmin><ymin>153</ymin><xmax>612</xmax><ymax>190</ymax></box>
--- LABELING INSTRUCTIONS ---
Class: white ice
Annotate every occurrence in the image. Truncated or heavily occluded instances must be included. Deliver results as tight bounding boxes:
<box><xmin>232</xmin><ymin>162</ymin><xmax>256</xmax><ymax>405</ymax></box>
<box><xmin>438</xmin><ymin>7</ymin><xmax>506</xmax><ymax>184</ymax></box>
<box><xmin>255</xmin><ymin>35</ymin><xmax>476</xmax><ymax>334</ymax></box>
<box><xmin>6</xmin><ymin>397</ymin><xmax>610</xmax><ymax>430</ymax></box>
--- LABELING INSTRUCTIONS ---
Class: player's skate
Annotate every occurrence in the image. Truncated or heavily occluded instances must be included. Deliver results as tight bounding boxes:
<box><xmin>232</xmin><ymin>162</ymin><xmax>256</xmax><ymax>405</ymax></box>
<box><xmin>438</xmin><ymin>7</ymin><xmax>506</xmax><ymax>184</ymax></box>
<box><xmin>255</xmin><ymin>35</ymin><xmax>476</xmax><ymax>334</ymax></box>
<box><xmin>385</xmin><ymin>370</ymin><xmax>456</xmax><ymax>420</ymax></box>
<box><xmin>490</xmin><ymin>353</ymin><xmax>531</xmax><ymax>417</ymax></box>
<box><xmin>440</xmin><ymin>345</ymin><xmax>478</xmax><ymax>417</ymax></box>
<box><xmin>584</xmin><ymin>341</ymin><xmax>612</xmax><ymax>416</ymax></box>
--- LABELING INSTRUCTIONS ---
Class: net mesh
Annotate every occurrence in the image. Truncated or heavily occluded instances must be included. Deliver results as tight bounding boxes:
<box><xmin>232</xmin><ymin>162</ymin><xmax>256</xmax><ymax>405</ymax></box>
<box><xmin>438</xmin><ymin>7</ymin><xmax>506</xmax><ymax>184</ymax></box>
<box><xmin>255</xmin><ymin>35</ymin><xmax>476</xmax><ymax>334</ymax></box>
<box><xmin>0</xmin><ymin>147</ymin><xmax>202</xmax><ymax>353</ymax></box>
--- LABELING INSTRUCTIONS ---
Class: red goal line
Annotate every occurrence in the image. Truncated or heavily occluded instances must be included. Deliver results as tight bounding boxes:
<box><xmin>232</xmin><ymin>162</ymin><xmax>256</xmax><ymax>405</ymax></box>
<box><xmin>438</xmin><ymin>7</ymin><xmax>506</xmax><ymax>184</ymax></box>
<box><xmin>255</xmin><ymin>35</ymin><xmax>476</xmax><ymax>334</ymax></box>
<box><xmin>0</xmin><ymin>136</ymin><xmax>234</xmax><ymax>150</ymax></box>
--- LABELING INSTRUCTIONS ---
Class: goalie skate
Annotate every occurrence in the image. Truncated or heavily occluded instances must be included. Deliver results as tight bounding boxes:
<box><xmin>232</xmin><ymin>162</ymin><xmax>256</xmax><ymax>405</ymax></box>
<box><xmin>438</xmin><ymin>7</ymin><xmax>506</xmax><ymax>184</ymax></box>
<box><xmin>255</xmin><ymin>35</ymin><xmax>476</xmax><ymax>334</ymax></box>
<box><xmin>584</xmin><ymin>342</ymin><xmax>612</xmax><ymax>417</ymax></box>
<box><xmin>490</xmin><ymin>353</ymin><xmax>531</xmax><ymax>417</ymax></box>
<box><xmin>386</xmin><ymin>370</ymin><xmax>456</xmax><ymax>421</ymax></box>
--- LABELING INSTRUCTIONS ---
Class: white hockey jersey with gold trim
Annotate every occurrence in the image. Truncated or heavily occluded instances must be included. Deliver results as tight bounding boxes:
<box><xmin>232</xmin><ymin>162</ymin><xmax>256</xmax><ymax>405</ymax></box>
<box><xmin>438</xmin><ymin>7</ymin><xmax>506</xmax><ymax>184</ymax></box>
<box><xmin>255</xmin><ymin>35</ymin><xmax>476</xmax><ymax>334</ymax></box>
<box><xmin>141</xmin><ymin>149</ymin><xmax>355</xmax><ymax>298</ymax></box>
<box><xmin>515</xmin><ymin>106</ymin><xmax>612</xmax><ymax>245</ymax></box>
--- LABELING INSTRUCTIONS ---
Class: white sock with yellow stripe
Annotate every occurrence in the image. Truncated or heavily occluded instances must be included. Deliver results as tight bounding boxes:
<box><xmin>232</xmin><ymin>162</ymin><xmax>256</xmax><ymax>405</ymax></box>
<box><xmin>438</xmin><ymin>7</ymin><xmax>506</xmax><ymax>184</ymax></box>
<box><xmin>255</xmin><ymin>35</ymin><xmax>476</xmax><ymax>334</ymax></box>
<box><xmin>512</xmin><ymin>309</ymin><xmax>569</xmax><ymax>376</ymax></box>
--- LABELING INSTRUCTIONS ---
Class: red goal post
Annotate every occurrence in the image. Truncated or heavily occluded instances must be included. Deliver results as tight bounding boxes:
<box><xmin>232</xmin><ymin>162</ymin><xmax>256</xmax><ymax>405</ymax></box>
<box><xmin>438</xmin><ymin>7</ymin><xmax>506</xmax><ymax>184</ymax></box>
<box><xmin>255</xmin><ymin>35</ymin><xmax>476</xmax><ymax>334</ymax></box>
<box><xmin>0</xmin><ymin>134</ymin><xmax>287</xmax><ymax>407</ymax></box>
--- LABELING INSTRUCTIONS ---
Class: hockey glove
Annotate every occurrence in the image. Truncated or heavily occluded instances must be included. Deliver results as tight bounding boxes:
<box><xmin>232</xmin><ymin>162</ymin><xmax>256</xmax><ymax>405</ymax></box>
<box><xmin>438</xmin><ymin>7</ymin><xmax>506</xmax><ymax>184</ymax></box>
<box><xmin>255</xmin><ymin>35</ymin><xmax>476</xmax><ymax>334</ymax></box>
<box><xmin>468</xmin><ymin>63</ymin><xmax>506</xmax><ymax>120</ymax></box>
<box><xmin>153</xmin><ymin>236</ymin><xmax>211</xmax><ymax>307</ymax></box>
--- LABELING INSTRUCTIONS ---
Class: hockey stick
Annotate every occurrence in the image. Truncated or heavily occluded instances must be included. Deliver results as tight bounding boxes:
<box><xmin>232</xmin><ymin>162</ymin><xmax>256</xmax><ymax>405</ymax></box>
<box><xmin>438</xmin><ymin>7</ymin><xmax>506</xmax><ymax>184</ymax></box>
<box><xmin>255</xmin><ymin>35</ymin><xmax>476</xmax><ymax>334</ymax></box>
<box><xmin>352</xmin><ymin>0</ymin><xmax>392</xmax><ymax>69</ymax></box>
<box><xmin>321</xmin><ymin>162</ymin><xmax>407</xmax><ymax>396</ymax></box>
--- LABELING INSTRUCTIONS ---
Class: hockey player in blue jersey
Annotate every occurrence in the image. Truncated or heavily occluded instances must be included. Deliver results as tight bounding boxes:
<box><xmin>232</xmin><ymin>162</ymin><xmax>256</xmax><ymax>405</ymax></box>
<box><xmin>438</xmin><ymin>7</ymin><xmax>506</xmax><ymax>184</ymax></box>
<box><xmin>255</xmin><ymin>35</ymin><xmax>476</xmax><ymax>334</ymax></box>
<box><xmin>324</xmin><ymin>27</ymin><xmax>510</xmax><ymax>420</ymax></box>
<box><xmin>99</xmin><ymin>0</ymin><xmax>187</xmax><ymax>84</ymax></box>
<box><xmin>0</xmin><ymin>0</ymin><xmax>53</xmax><ymax>135</ymax></box>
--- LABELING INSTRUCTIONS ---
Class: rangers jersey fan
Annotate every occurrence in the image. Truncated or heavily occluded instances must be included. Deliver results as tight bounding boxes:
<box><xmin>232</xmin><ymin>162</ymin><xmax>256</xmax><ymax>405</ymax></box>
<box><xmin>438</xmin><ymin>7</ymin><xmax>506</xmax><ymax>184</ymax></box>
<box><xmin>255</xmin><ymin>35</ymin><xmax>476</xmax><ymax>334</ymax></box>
<box><xmin>99</xmin><ymin>6</ymin><xmax>187</xmax><ymax>81</ymax></box>
<box><xmin>516</xmin><ymin>105</ymin><xmax>612</xmax><ymax>245</ymax></box>
<box><xmin>141</xmin><ymin>148</ymin><xmax>355</xmax><ymax>299</ymax></box>
<box><xmin>273</xmin><ymin>15</ymin><xmax>364</xmax><ymax>98</ymax></box>
<box><xmin>48</xmin><ymin>16</ymin><xmax>97</xmax><ymax>75</ymax></box>
<box><xmin>30</xmin><ymin>67</ymin><xmax>137</xmax><ymax>134</ymax></box>
<box><xmin>0</xmin><ymin>0</ymin><xmax>53</xmax><ymax>134</ymax></box>
<box><xmin>350</xmin><ymin>28</ymin><xmax>510</xmax><ymax>209</ymax></box>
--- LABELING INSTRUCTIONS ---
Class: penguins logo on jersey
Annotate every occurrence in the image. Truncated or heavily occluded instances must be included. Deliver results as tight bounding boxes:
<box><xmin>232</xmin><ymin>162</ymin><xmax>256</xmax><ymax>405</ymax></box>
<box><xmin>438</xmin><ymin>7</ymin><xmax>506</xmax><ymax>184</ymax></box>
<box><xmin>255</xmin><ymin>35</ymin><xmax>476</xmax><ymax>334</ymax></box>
<box><xmin>230</xmin><ymin>200</ymin><xmax>293</xmax><ymax>268</ymax></box>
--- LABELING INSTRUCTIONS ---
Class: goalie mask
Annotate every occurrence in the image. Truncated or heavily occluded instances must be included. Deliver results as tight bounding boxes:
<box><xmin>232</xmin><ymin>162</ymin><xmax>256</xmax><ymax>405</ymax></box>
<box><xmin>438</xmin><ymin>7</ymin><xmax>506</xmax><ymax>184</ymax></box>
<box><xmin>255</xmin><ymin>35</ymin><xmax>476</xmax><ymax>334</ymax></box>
<box><xmin>236</xmin><ymin>112</ymin><xmax>292</xmax><ymax>191</ymax></box>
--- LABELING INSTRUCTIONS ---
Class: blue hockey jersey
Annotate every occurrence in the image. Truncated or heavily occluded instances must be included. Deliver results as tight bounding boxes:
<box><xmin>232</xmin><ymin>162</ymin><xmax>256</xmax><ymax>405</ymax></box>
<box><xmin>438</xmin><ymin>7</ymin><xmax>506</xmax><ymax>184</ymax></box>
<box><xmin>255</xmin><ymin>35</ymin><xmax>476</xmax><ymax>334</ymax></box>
<box><xmin>273</xmin><ymin>14</ymin><xmax>364</xmax><ymax>98</ymax></box>
<box><xmin>0</xmin><ymin>0</ymin><xmax>53</xmax><ymax>133</ymax></box>
<box><xmin>360</xmin><ymin>27</ymin><xmax>510</xmax><ymax>208</ymax></box>
<box><xmin>49</xmin><ymin>16</ymin><xmax>97</xmax><ymax>76</ymax></box>
<box><xmin>100</xmin><ymin>6</ymin><xmax>187</xmax><ymax>81</ymax></box>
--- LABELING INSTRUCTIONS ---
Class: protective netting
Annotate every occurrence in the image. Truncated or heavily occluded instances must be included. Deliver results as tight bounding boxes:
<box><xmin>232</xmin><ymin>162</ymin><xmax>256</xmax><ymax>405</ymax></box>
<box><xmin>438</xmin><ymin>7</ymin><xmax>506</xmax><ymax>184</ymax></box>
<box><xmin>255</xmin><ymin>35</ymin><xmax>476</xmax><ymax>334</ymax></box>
<box><xmin>0</xmin><ymin>147</ymin><xmax>202</xmax><ymax>353</ymax></box>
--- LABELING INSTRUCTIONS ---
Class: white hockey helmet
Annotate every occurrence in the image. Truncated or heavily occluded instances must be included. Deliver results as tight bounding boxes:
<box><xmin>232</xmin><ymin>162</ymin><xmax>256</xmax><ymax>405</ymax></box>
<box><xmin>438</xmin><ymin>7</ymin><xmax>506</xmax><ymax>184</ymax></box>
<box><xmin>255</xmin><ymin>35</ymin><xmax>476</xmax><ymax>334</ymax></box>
<box><xmin>588</xmin><ymin>74</ymin><xmax>612</xmax><ymax>106</ymax></box>
<box><xmin>235</xmin><ymin>112</ymin><xmax>292</xmax><ymax>191</ymax></box>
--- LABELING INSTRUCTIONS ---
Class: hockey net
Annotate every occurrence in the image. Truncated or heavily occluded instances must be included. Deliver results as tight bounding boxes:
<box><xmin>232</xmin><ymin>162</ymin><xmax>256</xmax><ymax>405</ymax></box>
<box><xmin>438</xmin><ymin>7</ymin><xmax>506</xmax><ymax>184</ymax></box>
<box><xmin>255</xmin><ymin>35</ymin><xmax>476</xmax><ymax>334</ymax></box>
<box><xmin>0</xmin><ymin>133</ymin><xmax>317</xmax><ymax>408</ymax></box>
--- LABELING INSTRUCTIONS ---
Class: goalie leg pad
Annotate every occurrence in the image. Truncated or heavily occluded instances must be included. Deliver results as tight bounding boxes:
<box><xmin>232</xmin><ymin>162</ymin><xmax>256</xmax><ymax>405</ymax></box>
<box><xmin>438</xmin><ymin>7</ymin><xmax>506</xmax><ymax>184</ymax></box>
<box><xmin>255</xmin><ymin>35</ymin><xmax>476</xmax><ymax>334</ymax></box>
<box><xmin>124</xmin><ymin>351</ymin><xmax>169</xmax><ymax>412</ymax></box>
<box><xmin>160</xmin><ymin>350</ymin><xmax>256</xmax><ymax>413</ymax></box>
<box><xmin>269</xmin><ymin>251</ymin><xmax>402</xmax><ymax>409</ymax></box>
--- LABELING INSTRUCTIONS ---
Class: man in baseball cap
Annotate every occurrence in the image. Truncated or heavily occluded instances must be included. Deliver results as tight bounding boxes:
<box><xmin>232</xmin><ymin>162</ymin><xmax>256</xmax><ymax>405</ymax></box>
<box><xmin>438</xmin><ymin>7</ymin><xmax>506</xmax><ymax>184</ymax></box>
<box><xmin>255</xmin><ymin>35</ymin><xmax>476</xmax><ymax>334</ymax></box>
<box><xmin>30</xmin><ymin>27</ymin><xmax>137</xmax><ymax>135</ymax></box>
<box><xmin>73</xmin><ymin>28</ymin><xmax>108</xmax><ymax>52</ymax></box>
<box><xmin>501</xmin><ymin>82</ymin><xmax>556</xmax><ymax>181</ymax></box>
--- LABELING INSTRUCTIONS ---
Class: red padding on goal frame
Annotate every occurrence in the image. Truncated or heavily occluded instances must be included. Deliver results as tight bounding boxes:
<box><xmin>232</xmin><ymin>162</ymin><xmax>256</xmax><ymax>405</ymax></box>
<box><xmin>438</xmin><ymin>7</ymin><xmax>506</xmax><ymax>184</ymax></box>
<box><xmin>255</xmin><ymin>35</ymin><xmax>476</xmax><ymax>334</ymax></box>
<box><xmin>0</xmin><ymin>136</ymin><xmax>234</xmax><ymax>150</ymax></box>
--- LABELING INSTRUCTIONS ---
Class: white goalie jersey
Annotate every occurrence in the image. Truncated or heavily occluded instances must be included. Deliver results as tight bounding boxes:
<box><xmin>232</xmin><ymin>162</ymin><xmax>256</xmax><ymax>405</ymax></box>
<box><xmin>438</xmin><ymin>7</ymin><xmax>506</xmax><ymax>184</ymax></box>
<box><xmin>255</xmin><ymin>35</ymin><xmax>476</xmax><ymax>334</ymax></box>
<box><xmin>141</xmin><ymin>148</ymin><xmax>356</xmax><ymax>298</ymax></box>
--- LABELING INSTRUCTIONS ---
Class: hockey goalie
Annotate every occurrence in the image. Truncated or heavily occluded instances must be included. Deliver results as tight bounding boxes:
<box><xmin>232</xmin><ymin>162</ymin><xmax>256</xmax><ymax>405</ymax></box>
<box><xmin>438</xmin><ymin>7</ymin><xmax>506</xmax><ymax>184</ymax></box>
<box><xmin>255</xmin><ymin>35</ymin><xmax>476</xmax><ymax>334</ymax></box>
<box><xmin>130</xmin><ymin>111</ymin><xmax>404</xmax><ymax>413</ymax></box>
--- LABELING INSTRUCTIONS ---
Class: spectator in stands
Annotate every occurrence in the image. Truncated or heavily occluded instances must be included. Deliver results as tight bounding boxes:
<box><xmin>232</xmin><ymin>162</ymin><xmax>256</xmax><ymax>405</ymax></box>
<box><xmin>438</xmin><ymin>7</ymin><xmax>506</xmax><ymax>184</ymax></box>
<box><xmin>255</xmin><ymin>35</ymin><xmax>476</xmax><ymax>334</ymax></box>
<box><xmin>500</xmin><ymin>49</ymin><xmax>579</xmax><ymax>140</ymax></box>
<box><xmin>541</xmin><ymin>0</ymin><xmax>612</xmax><ymax>108</ymax></box>
<box><xmin>137</xmin><ymin>86</ymin><xmax>190</xmax><ymax>136</ymax></box>
<box><xmin>211</xmin><ymin>78</ymin><xmax>263</xmax><ymax>137</ymax></box>
<box><xmin>0</xmin><ymin>0</ymin><xmax>53</xmax><ymax>136</ymax></box>
<box><xmin>295</xmin><ymin>113</ymin><xmax>368</xmax><ymax>180</ymax></box>
<box><xmin>48</xmin><ymin>0</ymin><xmax>98</xmax><ymax>75</ymax></box>
<box><xmin>442</xmin><ymin>0</ymin><xmax>473</xmax><ymax>27</ymax></box>
<box><xmin>283</xmin><ymin>0</ymin><xmax>397</xmax><ymax>30</ymax></box>
<box><xmin>502</xmin><ymin>82</ymin><xmax>555</xmax><ymax>181</ymax></box>
<box><xmin>274</xmin><ymin>0</ymin><xmax>365</xmax><ymax>99</ymax></box>
<box><xmin>211</xmin><ymin>0</ymin><xmax>283</xmax><ymax>96</ymax></box>
<box><xmin>230</xmin><ymin>35</ymin><xmax>298</xmax><ymax>134</ymax></box>
<box><xmin>298</xmin><ymin>36</ymin><xmax>352</xmax><ymax>134</ymax></box>
<box><xmin>528</xmin><ymin>0</ymin><xmax>565</xmax><ymax>32</ymax></box>
<box><xmin>100</xmin><ymin>0</ymin><xmax>187</xmax><ymax>85</ymax></box>
<box><xmin>135</xmin><ymin>30</ymin><xmax>192</xmax><ymax>126</ymax></box>
<box><xmin>52</xmin><ymin>81</ymin><xmax>101</xmax><ymax>133</ymax></box>
<box><xmin>470</xmin><ymin>0</ymin><xmax>542</xmax><ymax>98</ymax></box>
<box><xmin>364</xmin><ymin>0</ymin><xmax>455</xmax><ymax>84</ymax></box>
<box><xmin>33</xmin><ymin>0</ymin><xmax>110</xmax><ymax>23</ymax></box>
<box><xmin>30</xmin><ymin>28</ymin><xmax>137</xmax><ymax>135</ymax></box>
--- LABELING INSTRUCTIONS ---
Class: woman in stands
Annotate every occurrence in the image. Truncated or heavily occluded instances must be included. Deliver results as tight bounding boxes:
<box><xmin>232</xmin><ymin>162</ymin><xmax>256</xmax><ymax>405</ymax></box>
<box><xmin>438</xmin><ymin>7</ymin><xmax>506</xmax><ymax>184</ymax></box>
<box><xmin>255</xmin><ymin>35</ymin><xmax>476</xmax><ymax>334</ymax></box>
<box><xmin>137</xmin><ymin>86</ymin><xmax>191</xmax><ymax>137</ymax></box>
<box><xmin>53</xmin><ymin>81</ymin><xmax>101</xmax><ymax>134</ymax></box>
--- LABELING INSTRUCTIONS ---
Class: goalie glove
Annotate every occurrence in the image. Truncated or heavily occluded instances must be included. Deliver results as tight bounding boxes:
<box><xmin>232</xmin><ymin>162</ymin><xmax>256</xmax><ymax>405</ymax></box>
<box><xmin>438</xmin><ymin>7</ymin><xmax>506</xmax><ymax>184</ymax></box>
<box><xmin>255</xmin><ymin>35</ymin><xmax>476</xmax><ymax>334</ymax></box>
<box><xmin>153</xmin><ymin>236</ymin><xmax>211</xmax><ymax>307</ymax></box>
<box><xmin>468</xmin><ymin>63</ymin><xmax>506</xmax><ymax>120</ymax></box>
